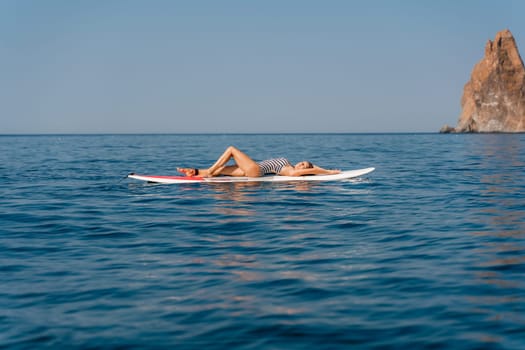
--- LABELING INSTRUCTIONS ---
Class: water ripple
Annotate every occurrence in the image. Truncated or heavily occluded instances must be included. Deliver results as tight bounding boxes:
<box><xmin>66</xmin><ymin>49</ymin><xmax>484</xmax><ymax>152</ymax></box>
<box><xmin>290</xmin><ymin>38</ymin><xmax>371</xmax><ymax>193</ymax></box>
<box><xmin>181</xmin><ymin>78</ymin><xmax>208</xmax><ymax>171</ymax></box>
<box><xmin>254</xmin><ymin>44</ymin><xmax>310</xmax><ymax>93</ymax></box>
<box><xmin>1</xmin><ymin>134</ymin><xmax>525</xmax><ymax>349</ymax></box>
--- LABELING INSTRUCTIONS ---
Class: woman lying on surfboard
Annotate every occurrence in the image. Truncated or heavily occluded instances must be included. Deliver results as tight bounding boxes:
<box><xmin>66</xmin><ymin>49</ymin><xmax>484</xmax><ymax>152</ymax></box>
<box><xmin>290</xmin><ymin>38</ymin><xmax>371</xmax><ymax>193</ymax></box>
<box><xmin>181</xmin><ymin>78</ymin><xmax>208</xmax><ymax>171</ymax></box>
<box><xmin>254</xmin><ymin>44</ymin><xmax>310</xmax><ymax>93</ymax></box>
<box><xmin>177</xmin><ymin>146</ymin><xmax>341</xmax><ymax>178</ymax></box>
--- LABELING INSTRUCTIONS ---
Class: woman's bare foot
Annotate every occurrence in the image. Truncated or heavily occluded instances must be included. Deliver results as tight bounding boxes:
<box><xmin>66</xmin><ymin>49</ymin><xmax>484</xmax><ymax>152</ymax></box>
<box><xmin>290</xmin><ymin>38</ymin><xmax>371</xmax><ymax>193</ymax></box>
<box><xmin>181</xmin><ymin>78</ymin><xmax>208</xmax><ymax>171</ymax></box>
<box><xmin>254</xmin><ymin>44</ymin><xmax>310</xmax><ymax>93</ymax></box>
<box><xmin>177</xmin><ymin>168</ymin><xmax>197</xmax><ymax>177</ymax></box>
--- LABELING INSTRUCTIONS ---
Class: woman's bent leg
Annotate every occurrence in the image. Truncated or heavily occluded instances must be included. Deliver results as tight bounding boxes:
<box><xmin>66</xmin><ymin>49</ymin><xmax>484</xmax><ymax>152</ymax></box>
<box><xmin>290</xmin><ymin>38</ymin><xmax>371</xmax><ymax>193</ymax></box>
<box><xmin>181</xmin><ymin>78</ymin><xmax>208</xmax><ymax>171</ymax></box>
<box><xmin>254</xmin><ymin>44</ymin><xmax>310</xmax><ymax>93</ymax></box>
<box><xmin>214</xmin><ymin>165</ymin><xmax>245</xmax><ymax>177</ymax></box>
<box><xmin>207</xmin><ymin>146</ymin><xmax>260</xmax><ymax>177</ymax></box>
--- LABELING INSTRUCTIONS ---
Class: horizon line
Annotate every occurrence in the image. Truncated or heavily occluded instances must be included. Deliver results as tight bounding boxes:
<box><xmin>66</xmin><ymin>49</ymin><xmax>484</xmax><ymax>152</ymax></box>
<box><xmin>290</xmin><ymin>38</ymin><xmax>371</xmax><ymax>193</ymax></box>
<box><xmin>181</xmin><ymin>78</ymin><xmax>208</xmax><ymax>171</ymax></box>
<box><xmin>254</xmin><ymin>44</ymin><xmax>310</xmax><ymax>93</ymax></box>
<box><xmin>0</xmin><ymin>132</ymin><xmax>447</xmax><ymax>137</ymax></box>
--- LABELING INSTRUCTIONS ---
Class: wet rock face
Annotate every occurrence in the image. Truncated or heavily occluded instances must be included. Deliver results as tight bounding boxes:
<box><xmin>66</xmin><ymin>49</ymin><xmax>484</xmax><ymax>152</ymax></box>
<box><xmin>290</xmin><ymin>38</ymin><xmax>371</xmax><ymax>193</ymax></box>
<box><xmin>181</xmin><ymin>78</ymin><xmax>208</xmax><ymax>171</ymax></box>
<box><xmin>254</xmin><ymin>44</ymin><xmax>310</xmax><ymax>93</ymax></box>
<box><xmin>444</xmin><ymin>29</ymin><xmax>525</xmax><ymax>133</ymax></box>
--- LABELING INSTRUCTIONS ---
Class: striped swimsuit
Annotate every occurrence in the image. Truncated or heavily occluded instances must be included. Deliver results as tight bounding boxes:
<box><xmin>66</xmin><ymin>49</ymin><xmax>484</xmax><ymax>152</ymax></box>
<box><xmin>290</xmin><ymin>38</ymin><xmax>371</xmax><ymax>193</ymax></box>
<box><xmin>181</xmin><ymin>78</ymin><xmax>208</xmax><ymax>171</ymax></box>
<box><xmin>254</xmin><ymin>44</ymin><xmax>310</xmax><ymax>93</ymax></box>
<box><xmin>257</xmin><ymin>158</ymin><xmax>291</xmax><ymax>175</ymax></box>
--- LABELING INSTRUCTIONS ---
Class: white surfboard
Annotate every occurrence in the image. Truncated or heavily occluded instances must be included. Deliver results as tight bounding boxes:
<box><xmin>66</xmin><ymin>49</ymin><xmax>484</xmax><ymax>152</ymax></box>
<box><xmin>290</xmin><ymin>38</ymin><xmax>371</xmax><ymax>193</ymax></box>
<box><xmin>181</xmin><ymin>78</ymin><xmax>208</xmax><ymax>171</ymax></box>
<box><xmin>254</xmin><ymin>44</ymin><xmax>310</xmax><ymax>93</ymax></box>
<box><xmin>128</xmin><ymin>167</ymin><xmax>374</xmax><ymax>184</ymax></box>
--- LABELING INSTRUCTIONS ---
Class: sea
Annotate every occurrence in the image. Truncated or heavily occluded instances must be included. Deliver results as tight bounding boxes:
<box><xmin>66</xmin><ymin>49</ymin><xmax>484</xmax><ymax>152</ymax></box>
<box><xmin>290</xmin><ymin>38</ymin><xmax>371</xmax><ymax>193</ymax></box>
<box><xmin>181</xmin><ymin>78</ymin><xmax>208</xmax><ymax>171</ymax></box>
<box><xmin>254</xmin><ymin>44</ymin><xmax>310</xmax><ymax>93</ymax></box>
<box><xmin>1</xmin><ymin>133</ymin><xmax>524</xmax><ymax>349</ymax></box>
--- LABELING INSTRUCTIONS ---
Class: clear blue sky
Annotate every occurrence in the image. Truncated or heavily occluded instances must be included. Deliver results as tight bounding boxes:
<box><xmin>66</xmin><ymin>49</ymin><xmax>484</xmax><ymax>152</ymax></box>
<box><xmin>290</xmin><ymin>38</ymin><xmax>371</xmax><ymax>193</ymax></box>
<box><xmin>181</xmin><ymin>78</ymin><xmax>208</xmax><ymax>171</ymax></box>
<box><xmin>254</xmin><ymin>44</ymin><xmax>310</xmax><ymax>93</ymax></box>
<box><xmin>1</xmin><ymin>0</ymin><xmax>524</xmax><ymax>133</ymax></box>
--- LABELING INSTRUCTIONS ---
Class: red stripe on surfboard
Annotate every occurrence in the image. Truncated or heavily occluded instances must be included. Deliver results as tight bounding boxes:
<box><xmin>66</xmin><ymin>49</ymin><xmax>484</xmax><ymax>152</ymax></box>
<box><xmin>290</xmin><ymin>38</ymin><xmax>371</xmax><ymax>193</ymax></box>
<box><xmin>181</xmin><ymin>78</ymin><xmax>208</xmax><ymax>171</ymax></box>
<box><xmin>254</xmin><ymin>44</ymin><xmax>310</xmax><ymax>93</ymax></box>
<box><xmin>137</xmin><ymin>175</ymin><xmax>204</xmax><ymax>180</ymax></box>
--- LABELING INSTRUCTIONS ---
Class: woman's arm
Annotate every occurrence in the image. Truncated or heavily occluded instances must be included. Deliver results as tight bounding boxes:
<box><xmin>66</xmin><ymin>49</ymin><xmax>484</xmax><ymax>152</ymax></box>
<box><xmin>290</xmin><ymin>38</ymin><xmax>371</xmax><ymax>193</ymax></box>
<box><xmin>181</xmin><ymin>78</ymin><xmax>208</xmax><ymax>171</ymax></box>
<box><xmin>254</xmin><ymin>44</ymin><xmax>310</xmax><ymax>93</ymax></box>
<box><xmin>280</xmin><ymin>166</ymin><xmax>341</xmax><ymax>177</ymax></box>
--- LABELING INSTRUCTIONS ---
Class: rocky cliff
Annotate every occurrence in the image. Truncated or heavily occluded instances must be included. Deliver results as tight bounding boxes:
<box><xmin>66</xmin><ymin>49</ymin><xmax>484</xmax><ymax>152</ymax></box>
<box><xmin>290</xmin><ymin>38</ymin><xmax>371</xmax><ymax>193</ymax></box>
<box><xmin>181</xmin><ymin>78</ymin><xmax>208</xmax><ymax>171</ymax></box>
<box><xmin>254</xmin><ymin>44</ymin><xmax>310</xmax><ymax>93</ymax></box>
<box><xmin>441</xmin><ymin>29</ymin><xmax>525</xmax><ymax>133</ymax></box>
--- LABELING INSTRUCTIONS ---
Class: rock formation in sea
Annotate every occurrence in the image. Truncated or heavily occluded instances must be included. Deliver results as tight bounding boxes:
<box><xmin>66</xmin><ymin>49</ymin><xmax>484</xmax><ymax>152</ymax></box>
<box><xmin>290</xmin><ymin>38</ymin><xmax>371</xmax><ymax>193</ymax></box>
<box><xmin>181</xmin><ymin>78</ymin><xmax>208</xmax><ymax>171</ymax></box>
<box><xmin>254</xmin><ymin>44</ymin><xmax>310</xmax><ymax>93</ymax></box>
<box><xmin>441</xmin><ymin>29</ymin><xmax>525</xmax><ymax>133</ymax></box>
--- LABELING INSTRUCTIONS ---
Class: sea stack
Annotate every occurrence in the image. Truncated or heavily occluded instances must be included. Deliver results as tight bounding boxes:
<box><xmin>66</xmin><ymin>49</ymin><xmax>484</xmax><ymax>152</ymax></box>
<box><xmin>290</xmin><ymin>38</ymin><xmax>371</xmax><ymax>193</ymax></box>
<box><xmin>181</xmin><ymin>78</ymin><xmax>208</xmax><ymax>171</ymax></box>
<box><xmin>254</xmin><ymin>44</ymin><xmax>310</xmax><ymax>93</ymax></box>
<box><xmin>441</xmin><ymin>29</ymin><xmax>525</xmax><ymax>133</ymax></box>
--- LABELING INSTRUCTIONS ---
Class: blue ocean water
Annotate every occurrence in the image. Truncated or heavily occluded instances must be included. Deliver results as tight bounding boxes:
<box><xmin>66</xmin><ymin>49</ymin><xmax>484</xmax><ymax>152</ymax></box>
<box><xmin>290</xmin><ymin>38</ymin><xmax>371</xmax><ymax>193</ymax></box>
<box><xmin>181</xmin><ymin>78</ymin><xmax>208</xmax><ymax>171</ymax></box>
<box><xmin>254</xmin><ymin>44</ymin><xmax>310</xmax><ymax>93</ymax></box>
<box><xmin>1</xmin><ymin>133</ymin><xmax>524</xmax><ymax>349</ymax></box>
